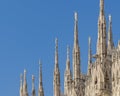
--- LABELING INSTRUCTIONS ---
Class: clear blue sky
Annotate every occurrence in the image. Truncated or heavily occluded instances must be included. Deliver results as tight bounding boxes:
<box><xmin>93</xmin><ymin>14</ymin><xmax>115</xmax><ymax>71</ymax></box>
<box><xmin>0</xmin><ymin>0</ymin><xmax>120</xmax><ymax>96</ymax></box>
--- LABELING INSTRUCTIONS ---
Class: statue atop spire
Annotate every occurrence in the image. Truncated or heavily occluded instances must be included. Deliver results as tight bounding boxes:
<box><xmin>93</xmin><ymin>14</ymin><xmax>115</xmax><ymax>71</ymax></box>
<box><xmin>32</xmin><ymin>75</ymin><xmax>36</xmax><ymax>96</ymax></box>
<box><xmin>55</xmin><ymin>38</ymin><xmax>58</xmax><ymax>51</ymax></box>
<box><xmin>75</xmin><ymin>12</ymin><xmax>78</xmax><ymax>22</ymax></box>
<box><xmin>20</xmin><ymin>74</ymin><xmax>23</xmax><ymax>86</ymax></box>
<box><xmin>109</xmin><ymin>15</ymin><xmax>112</xmax><ymax>22</ymax></box>
<box><xmin>67</xmin><ymin>45</ymin><xmax>70</xmax><ymax>69</ymax></box>
<box><xmin>88</xmin><ymin>37</ymin><xmax>92</xmax><ymax>63</ymax></box>
<box><xmin>100</xmin><ymin>0</ymin><xmax>104</xmax><ymax>16</ymax></box>
<box><xmin>39</xmin><ymin>60</ymin><xmax>43</xmax><ymax>86</ymax></box>
<box><xmin>88</xmin><ymin>37</ymin><xmax>92</xmax><ymax>76</ymax></box>
<box><xmin>74</xmin><ymin>12</ymin><xmax>79</xmax><ymax>49</ymax></box>
<box><xmin>38</xmin><ymin>60</ymin><xmax>44</xmax><ymax>96</ymax></box>
<box><xmin>108</xmin><ymin>14</ymin><xmax>114</xmax><ymax>51</ymax></box>
<box><xmin>32</xmin><ymin>75</ymin><xmax>35</xmax><ymax>91</ymax></box>
<box><xmin>23</xmin><ymin>69</ymin><xmax>28</xmax><ymax>96</ymax></box>
<box><xmin>55</xmin><ymin>38</ymin><xmax>59</xmax><ymax>70</ymax></box>
<box><xmin>20</xmin><ymin>74</ymin><xmax>23</xmax><ymax>96</ymax></box>
<box><xmin>24</xmin><ymin>69</ymin><xmax>26</xmax><ymax>82</ymax></box>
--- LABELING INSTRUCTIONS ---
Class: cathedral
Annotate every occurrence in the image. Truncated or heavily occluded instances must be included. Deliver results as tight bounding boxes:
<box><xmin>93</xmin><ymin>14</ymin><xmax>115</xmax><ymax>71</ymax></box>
<box><xmin>19</xmin><ymin>0</ymin><xmax>120</xmax><ymax>96</ymax></box>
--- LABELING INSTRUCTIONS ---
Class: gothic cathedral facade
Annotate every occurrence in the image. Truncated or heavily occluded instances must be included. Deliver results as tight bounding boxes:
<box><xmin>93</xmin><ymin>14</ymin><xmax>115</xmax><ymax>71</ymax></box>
<box><xmin>20</xmin><ymin>0</ymin><xmax>120</xmax><ymax>96</ymax></box>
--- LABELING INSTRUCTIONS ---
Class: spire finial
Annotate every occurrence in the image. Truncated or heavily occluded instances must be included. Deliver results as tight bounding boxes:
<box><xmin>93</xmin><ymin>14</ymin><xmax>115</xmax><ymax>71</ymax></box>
<box><xmin>67</xmin><ymin>45</ymin><xmax>70</xmax><ymax>60</ymax></box>
<box><xmin>108</xmin><ymin>14</ymin><xmax>114</xmax><ymax>50</ymax></box>
<box><xmin>38</xmin><ymin>60</ymin><xmax>44</xmax><ymax>96</ymax></box>
<box><xmin>24</xmin><ymin>69</ymin><xmax>26</xmax><ymax>74</ymax></box>
<box><xmin>32</xmin><ymin>75</ymin><xmax>35</xmax><ymax>90</ymax></box>
<box><xmin>32</xmin><ymin>75</ymin><xmax>36</xmax><ymax>96</ymax></box>
<box><xmin>55</xmin><ymin>38</ymin><xmax>58</xmax><ymax>52</ymax></box>
<box><xmin>20</xmin><ymin>74</ymin><xmax>23</xmax><ymax>96</ymax></box>
<box><xmin>88</xmin><ymin>37</ymin><xmax>92</xmax><ymax>63</ymax></box>
<box><xmin>88</xmin><ymin>37</ymin><xmax>92</xmax><ymax>76</ymax></box>
<box><xmin>39</xmin><ymin>60</ymin><xmax>42</xmax><ymax>86</ymax></box>
<box><xmin>109</xmin><ymin>14</ymin><xmax>112</xmax><ymax>22</ymax></box>
<box><xmin>23</xmin><ymin>69</ymin><xmax>27</xmax><ymax>86</ymax></box>
<box><xmin>74</xmin><ymin>12</ymin><xmax>78</xmax><ymax>22</ymax></box>
<box><xmin>108</xmin><ymin>14</ymin><xmax>112</xmax><ymax>30</ymax></box>
<box><xmin>23</xmin><ymin>69</ymin><xmax>28</xmax><ymax>96</ymax></box>
<box><xmin>88</xmin><ymin>37</ymin><xmax>91</xmax><ymax>50</ymax></box>
<box><xmin>55</xmin><ymin>38</ymin><xmax>58</xmax><ymax>68</ymax></box>
<box><xmin>32</xmin><ymin>75</ymin><xmax>35</xmax><ymax>83</ymax></box>
<box><xmin>74</xmin><ymin>12</ymin><xmax>79</xmax><ymax>48</ymax></box>
<box><xmin>53</xmin><ymin>38</ymin><xmax>60</xmax><ymax>96</ymax></box>
<box><xmin>66</xmin><ymin>45</ymin><xmax>70</xmax><ymax>70</ymax></box>
<box><xmin>88</xmin><ymin>37</ymin><xmax>91</xmax><ymax>51</ymax></box>
<box><xmin>39</xmin><ymin>59</ymin><xmax>41</xmax><ymax>66</ymax></box>
<box><xmin>100</xmin><ymin>0</ymin><xmax>104</xmax><ymax>15</ymax></box>
<box><xmin>89</xmin><ymin>37</ymin><xmax>91</xmax><ymax>44</ymax></box>
<box><xmin>39</xmin><ymin>59</ymin><xmax>40</xmax><ymax>85</ymax></box>
<box><xmin>20</xmin><ymin>74</ymin><xmax>23</xmax><ymax>86</ymax></box>
<box><xmin>24</xmin><ymin>69</ymin><xmax>26</xmax><ymax>82</ymax></box>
